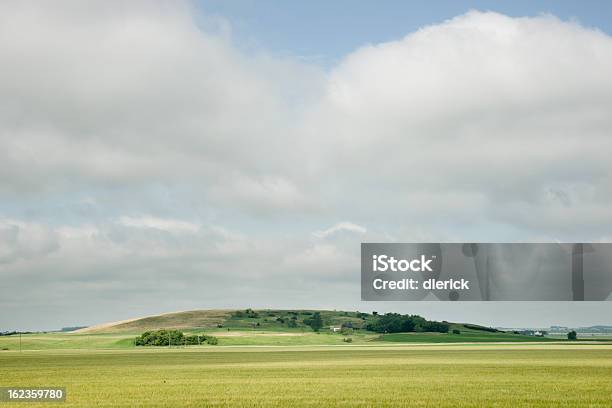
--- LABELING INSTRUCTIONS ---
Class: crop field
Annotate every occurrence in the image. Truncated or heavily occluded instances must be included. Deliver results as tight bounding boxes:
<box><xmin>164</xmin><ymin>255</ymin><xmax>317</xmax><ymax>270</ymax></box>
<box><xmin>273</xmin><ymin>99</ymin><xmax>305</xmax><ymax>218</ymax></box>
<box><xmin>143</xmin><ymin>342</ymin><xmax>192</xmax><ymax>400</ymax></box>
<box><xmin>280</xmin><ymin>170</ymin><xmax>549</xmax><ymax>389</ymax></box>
<box><xmin>0</xmin><ymin>323</ymin><xmax>571</xmax><ymax>351</ymax></box>
<box><xmin>2</xmin><ymin>344</ymin><xmax>612</xmax><ymax>407</ymax></box>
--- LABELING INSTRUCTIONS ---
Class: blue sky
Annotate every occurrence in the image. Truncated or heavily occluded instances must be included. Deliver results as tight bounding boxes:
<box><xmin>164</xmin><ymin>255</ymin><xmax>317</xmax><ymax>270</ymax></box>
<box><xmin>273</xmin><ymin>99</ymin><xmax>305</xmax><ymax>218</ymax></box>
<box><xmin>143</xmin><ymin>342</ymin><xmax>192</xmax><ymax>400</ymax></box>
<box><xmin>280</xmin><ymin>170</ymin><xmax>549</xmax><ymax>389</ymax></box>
<box><xmin>196</xmin><ymin>0</ymin><xmax>612</xmax><ymax>64</ymax></box>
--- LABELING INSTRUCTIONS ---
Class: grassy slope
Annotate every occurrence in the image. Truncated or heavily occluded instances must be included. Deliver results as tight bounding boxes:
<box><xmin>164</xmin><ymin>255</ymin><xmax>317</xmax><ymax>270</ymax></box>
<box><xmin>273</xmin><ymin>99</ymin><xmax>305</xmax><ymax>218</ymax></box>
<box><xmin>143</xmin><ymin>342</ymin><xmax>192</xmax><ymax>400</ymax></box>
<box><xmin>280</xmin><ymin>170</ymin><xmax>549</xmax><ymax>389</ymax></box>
<box><xmin>1</xmin><ymin>345</ymin><xmax>611</xmax><ymax>407</ymax></box>
<box><xmin>0</xmin><ymin>310</ymin><xmax>587</xmax><ymax>350</ymax></box>
<box><xmin>77</xmin><ymin>309</ymin><xmax>370</xmax><ymax>334</ymax></box>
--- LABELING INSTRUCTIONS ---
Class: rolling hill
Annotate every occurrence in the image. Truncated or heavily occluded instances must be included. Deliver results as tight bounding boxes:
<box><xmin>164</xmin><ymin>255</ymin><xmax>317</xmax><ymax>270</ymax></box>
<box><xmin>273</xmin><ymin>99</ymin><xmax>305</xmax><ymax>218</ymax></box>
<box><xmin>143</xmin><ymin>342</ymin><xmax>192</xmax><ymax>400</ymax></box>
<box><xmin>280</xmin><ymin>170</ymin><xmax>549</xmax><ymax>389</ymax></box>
<box><xmin>76</xmin><ymin>309</ymin><xmax>369</xmax><ymax>334</ymax></box>
<box><xmin>74</xmin><ymin>309</ymin><xmax>557</xmax><ymax>343</ymax></box>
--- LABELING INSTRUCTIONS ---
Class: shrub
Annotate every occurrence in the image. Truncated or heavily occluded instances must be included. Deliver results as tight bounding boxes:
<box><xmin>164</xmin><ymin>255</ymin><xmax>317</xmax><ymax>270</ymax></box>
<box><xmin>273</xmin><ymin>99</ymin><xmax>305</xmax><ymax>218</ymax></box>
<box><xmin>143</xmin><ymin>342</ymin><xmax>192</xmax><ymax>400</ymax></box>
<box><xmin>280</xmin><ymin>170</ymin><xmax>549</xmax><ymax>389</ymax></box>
<box><xmin>452</xmin><ymin>329</ymin><xmax>461</xmax><ymax>335</ymax></box>
<box><xmin>343</xmin><ymin>337</ymin><xmax>353</xmax><ymax>343</ymax></box>
<box><xmin>567</xmin><ymin>330</ymin><xmax>577</xmax><ymax>340</ymax></box>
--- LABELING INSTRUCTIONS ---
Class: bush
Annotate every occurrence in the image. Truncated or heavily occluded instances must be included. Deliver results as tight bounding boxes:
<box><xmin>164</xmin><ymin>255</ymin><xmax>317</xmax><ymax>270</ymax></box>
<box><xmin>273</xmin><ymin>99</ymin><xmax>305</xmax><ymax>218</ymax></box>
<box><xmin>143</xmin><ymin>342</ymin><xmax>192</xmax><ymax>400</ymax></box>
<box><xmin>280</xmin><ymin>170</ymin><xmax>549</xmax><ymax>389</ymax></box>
<box><xmin>567</xmin><ymin>330</ymin><xmax>577</xmax><ymax>340</ymax></box>
<box><xmin>343</xmin><ymin>337</ymin><xmax>353</xmax><ymax>343</ymax></box>
<box><xmin>452</xmin><ymin>329</ymin><xmax>461</xmax><ymax>335</ymax></box>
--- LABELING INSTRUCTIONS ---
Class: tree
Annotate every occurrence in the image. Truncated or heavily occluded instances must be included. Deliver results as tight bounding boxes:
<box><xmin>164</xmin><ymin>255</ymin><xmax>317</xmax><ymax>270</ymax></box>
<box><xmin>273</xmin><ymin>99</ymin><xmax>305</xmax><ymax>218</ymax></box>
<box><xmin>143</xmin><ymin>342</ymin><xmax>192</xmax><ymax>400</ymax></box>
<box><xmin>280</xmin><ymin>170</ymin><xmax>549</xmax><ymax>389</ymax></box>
<box><xmin>365</xmin><ymin>313</ymin><xmax>448</xmax><ymax>334</ymax></box>
<box><xmin>567</xmin><ymin>330</ymin><xmax>577</xmax><ymax>340</ymax></box>
<box><xmin>304</xmin><ymin>312</ymin><xmax>323</xmax><ymax>332</ymax></box>
<box><xmin>133</xmin><ymin>329</ymin><xmax>184</xmax><ymax>346</ymax></box>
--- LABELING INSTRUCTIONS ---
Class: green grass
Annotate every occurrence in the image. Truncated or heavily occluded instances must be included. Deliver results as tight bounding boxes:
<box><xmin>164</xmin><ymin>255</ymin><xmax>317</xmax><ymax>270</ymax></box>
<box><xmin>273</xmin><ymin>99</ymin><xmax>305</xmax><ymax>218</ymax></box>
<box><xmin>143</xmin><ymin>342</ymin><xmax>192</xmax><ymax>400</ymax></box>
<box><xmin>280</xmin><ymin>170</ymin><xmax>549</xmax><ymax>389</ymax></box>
<box><xmin>0</xmin><ymin>324</ymin><xmax>580</xmax><ymax>351</ymax></box>
<box><xmin>1</xmin><ymin>344</ymin><xmax>611</xmax><ymax>407</ymax></box>
<box><xmin>378</xmin><ymin>328</ymin><xmax>558</xmax><ymax>343</ymax></box>
<box><xmin>0</xmin><ymin>333</ymin><xmax>134</xmax><ymax>350</ymax></box>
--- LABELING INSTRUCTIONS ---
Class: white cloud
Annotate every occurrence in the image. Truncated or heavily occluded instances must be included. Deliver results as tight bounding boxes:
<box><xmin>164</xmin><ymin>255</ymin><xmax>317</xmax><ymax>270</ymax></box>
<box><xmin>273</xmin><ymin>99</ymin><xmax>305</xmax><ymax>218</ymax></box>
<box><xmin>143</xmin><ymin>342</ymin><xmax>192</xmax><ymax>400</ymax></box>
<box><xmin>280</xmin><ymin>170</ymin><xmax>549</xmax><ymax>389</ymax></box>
<box><xmin>117</xmin><ymin>216</ymin><xmax>200</xmax><ymax>233</ymax></box>
<box><xmin>1</xmin><ymin>4</ymin><xmax>612</xmax><ymax>328</ymax></box>
<box><xmin>0</xmin><ymin>219</ymin><xmax>59</xmax><ymax>264</ymax></box>
<box><xmin>312</xmin><ymin>222</ymin><xmax>367</xmax><ymax>239</ymax></box>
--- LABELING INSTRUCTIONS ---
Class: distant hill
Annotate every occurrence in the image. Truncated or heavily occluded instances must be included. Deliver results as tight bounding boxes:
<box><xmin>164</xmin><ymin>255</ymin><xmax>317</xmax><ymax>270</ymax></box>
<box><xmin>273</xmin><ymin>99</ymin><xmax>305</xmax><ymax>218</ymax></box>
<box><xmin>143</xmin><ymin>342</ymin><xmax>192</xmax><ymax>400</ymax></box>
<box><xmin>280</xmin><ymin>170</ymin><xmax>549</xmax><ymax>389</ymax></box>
<box><xmin>75</xmin><ymin>309</ymin><xmax>371</xmax><ymax>334</ymax></box>
<box><xmin>75</xmin><ymin>309</ymin><xmax>563</xmax><ymax>345</ymax></box>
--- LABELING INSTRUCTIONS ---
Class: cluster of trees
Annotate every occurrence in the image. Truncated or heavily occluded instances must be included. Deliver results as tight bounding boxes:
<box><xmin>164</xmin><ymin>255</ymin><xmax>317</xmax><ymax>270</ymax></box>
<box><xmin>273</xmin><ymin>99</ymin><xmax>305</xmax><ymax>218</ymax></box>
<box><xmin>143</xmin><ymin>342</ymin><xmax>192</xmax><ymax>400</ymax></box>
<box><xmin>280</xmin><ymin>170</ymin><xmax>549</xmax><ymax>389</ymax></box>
<box><xmin>464</xmin><ymin>324</ymin><xmax>499</xmax><ymax>333</ymax></box>
<box><xmin>304</xmin><ymin>312</ymin><xmax>323</xmax><ymax>332</ymax></box>
<box><xmin>0</xmin><ymin>331</ymin><xmax>34</xmax><ymax>336</ymax></box>
<box><xmin>134</xmin><ymin>329</ymin><xmax>218</xmax><ymax>346</ymax></box>
<box><xmin>365</xmin><ymin>313</ymin><xmax>449</xmax><ymax>334</ymax></box>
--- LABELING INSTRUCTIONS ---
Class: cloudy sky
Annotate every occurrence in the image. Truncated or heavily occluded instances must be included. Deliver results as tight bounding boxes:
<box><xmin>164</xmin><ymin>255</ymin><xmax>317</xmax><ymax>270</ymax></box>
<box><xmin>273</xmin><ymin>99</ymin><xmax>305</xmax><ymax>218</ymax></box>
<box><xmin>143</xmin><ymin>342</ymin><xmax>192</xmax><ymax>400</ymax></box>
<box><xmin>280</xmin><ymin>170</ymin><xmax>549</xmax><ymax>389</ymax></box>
<box><xmin>1</xmin><ymin>1</ymin><xmax>612</xmax><ymax>331</ymax></box>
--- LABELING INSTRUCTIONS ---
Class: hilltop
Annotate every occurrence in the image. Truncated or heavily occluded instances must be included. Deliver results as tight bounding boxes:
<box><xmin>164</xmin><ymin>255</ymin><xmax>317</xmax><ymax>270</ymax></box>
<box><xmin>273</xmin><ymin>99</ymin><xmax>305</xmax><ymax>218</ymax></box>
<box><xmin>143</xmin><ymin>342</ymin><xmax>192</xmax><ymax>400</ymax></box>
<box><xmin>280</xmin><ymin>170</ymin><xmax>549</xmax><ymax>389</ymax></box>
<box><xmin>75</xmin><ymin>309</ymin><xmax>371</xmax><ymax>334</ymax></box>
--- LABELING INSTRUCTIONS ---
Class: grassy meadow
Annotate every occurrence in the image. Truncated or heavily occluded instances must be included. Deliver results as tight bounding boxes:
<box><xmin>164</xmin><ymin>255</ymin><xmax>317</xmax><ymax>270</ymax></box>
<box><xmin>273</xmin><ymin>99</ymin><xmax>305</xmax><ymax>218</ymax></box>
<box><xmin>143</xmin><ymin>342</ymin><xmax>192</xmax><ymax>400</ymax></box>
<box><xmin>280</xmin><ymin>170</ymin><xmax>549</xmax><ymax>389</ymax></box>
<box><xmin>0</xmin><ymin>309</ymin><xmax>574</xmax><ymax>351</ymax></box>
<box><xmin>2</xmin><ymin>344</ymin><xmax>612</xmax><ymax>407</ymax></box>
<box><xmin>2</xmin><ymin>310</ymin><xmax>610</xmax><ymax>406</ymax></box>
<box><xmin>0</xmin><ymin>327</ymin><xmax>563</xmax><ymax>351</ymax></box>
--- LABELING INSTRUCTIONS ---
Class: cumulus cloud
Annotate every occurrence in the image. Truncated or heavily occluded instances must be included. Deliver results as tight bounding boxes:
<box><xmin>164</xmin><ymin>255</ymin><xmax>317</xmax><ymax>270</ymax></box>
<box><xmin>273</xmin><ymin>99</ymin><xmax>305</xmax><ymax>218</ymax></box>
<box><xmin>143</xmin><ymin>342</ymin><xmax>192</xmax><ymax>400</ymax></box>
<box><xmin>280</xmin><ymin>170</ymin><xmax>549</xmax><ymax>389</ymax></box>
<box><xmin>1</xmin><ymin>3</ymin><xmax>612</xmax><ymax>329</ymax></box>
<box><xmin>117</xmin><ymin>216</ymin><xmax>200</xmax><ymax>233</ymax></box>
<box><xmin>312</xmin><ymin>222</ymin><xmax>367</xmax><ymax>239</ymax></box>
<box><xmin>310</xmin><ymin>11</ymin><xmax>612</xmax><ymax>236</ymax></box>
<box><xmin>0</xmin><ymin>219</ymin><xmax>59</xmax><ymax>264</ymax></box>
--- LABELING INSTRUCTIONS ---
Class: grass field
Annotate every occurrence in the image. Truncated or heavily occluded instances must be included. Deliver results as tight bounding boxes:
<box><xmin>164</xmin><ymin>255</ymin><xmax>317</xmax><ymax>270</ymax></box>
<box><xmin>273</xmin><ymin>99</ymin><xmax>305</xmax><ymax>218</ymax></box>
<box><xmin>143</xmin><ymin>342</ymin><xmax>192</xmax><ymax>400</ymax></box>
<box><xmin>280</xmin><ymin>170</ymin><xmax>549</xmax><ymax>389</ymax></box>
<box><xmin>3</xmin><ymin>310</ymin><xmax>609</xmax><ymax>406</ymax></box>
<box><xmin>377</xmin><ymin>331</ymin><xmax>559</xmax><ymax>343</ymax></box>
<box><xmin>2</xmin><ymin>344</ymin><xmax>612</xmax><ymax>407</ymax></box>
<box><xmin>0</xmin><ymin>327</ymin><xmax>567</xmax><ymax>351</ymax></box>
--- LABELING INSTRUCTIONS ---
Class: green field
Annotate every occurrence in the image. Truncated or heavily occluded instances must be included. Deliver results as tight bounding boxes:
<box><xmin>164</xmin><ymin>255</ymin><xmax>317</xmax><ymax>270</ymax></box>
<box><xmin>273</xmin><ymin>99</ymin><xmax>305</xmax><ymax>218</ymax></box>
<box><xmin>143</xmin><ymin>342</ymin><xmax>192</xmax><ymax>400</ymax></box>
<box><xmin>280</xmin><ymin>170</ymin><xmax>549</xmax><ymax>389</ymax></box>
<box><xmin>0</xmin><ymin>328</ymin><xmax>565</xmax><ymax>351</ymax></box>
<box><xmin>2</xmin><ymin>344</ymin><xmax>612</xmax><ymax>407</ymax></box>
<box><xmin>0</xmin><ymin>308</ymin><xmax>577</xmax><ymax>351</ymax></box>
<box><xmin>2</xmin><ymin>310</ymin><xmax>611</xmax><ymax>406</ymax></box>
<box><xmin>377</xmin><ymin>331</ymin><xmax>559</xmax><ymax>343</ymax></box>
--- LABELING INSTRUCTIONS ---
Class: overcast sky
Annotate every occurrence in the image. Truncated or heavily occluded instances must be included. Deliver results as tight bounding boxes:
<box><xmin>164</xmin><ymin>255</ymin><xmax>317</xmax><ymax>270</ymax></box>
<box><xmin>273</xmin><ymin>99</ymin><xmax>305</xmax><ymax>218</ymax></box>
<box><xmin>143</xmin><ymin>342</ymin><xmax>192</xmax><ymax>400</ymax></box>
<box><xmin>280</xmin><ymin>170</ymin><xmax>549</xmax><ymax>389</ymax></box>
<box><xmin>1</xmin><ymin>1</ymin><xmax>612</xmax><ymax>331</ymax></box>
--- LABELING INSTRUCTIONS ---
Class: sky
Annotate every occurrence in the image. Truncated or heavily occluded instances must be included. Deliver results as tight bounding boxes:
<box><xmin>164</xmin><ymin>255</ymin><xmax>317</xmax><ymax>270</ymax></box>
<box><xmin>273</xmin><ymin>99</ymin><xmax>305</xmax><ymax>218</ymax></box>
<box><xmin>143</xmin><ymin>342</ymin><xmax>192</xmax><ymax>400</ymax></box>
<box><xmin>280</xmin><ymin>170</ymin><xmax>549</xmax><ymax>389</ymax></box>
<box><xmin>1</xmin><ymin>1</ymin><xmax>612</xmax><ymax>331</ymax></box>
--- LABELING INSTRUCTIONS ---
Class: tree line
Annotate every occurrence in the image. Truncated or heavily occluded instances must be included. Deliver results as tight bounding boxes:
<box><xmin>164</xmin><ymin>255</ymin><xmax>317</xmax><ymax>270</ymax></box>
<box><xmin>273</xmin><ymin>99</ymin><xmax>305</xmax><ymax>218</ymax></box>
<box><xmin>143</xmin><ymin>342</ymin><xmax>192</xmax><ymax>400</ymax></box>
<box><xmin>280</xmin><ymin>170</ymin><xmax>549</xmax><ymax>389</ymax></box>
<box><xmin>365</xmin><ymin>313</ymin><xmax>450</xmax><ymax>333</ymax></box>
